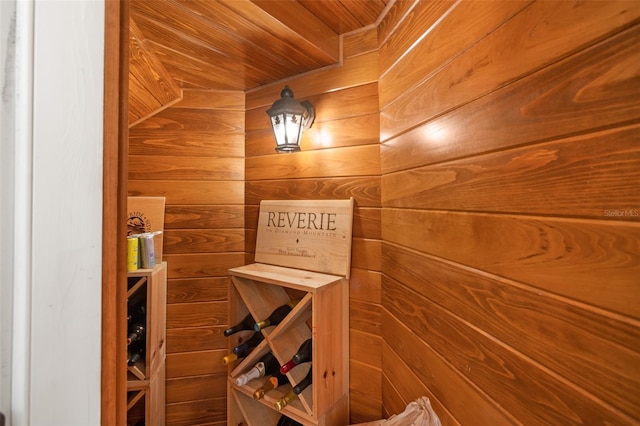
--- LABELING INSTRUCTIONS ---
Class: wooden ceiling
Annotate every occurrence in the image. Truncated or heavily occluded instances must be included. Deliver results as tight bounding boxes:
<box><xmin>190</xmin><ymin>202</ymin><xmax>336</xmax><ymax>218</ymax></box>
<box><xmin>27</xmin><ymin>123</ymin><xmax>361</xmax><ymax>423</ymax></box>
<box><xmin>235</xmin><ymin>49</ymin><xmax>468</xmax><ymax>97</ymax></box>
<box><xmin>130</xmin><ymin>0</ymin><xmax>390</xmax><ymax>91</ymax></box>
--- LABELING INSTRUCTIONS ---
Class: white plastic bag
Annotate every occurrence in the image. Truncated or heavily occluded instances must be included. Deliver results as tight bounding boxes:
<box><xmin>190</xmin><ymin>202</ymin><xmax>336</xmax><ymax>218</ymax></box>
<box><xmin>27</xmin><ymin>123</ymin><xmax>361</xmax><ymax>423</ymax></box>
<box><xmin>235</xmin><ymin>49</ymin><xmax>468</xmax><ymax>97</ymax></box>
<box><xmin>351</xmin><ymin>397</ymin><xmax>442</xmax><ymax>426</ymax></box>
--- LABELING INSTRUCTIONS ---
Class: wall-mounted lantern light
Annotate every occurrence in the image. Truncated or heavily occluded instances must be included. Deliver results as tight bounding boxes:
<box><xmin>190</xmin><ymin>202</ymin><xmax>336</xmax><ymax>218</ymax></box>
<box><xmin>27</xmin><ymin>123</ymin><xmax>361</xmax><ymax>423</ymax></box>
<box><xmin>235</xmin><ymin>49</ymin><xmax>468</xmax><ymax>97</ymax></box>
<box><xmin>266</xmin><ymin>86</ymin><xmax>315</xmax><ymax>153</ymax></box>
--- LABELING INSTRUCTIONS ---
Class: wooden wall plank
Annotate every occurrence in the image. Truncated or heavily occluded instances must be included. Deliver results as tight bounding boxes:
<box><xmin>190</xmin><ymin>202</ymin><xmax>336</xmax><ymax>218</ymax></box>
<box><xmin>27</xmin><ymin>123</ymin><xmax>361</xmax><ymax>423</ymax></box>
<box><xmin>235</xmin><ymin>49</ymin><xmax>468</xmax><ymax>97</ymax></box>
<box><xmin>246</xmin><ymin>145</ymin><xmax>380</xmax><ymax>180</ymax></box>
<box><xmin>377</xmin><ymin>0</ymin><xmax>418</xmax><ymax>47</ymax></box>
<box><xmin>384</xmin><ymin>276</ymin><xmax>635</xmax><ymax>425</ymax></box>
<box><xmin>167</xmin><ymin>301</ymin><xmax>227</xmax><ymax>329</ymax></box>
<box><xmin>164</xmin><ymin>229</ymin><xmax>245</xmax><ymax>254</ymax></box>
<box><xmin>164</xmin><ymin>253</ymin><xmax>245</xmax><ymax>279</ymax></box>
<box><xmin>343</xmin><ymin>27</ymin><xmax>378</xmax><ymax>58</ymax></box>
<box><xmin>129</xmin><ymin>131</ymin><xmax>245</xmax><ymax>157</ymax></box>
<box><xmin>349</xmin><ymin>268</ymin><xmax>381</xmax><ymax>304</ymax></box>
<box><xmin>245</xmin><ymin>51</ymin><xmax>378</xmax><ymax>110</ymax></box>
<box><xmin>383</xmin><ymin>124</ymin><xmax>640</xmax><ymax>220</ymax></box>
<box><xmin>382</xmin><ymin>344</ymin><xmax>459</xmax><ymax>426</ymax></box>
<box><xmin>166</xmin><ymin>374</ymin><xmax>227</xmax><ymax>403</ymax></box>
<box><xmin>166</xmin><ymin>326</ymin><xmax>226</xmax><ymax>354</ymax></box>
<box><xmin>129</xmin><ymin>155</ymin><xmax>244</xmax><ymax>181</ymax></box>
<box><xmin>350</xmin><ymin>329</ymin><xmax>382</xmax><ymax>369</ymax></box>
<box><xmin>350</xmin><ymin>360</ymin><xmax>382</xmax><ymax>421</ymax></box>
<box><xmin>128</xmin><ymin>180</ymin><xmax>244</xmax><ymax>205</ymax></box>
<box><xmin>350</xmin><ymin>300</ymin><xmax>381</xmax><ymax>336</ymax></box>
<box><xmin>382</xmin><ymin>208</ymin><xmax>640</xmax><ymax>317</ymax></box>
<box><xmin>245</xmin><ymin>177</ymin><xmax>381</xmax><ymax>207</ymax></box>
<box><xmin>382</xmin><ymin>24</ymin><xmax>640</xmax><ymax>171</ymax></box>
<box><xmin>167</xmin><ymin>277</ymin><xmax>228</xmax><ymax>304</ymax></box>
<box><xmin>164</xmin><ymin>205</ymin><xmax>245</xmax><ymax>229</ymax></box>
<box><xmin>383</xmin><ymin>242</ymin><xmax>640</xmax><ymax>419</ymax></box>
<box><xmin>165</xmin><ymin>397</ymin><xmax>226</xmax><ymax>426</ymax></box>
<box><xmin>382</xmin><ymin>309</ymin><xmax>517</xmax><ymax>425</ymax></box>
<box><xmin>173</xmin><ymin>89</ymin><xmax>245</xmax><ymax>110</ymax></box>
<box><xmin>166</xmin><ymin>349</ymin><xmax>228</xmax><ymax>378</ymax></box>
<box><xmin>351</xmin><ymin>238</ymin><xmax>381</xmax><ymax>272</ymax></box>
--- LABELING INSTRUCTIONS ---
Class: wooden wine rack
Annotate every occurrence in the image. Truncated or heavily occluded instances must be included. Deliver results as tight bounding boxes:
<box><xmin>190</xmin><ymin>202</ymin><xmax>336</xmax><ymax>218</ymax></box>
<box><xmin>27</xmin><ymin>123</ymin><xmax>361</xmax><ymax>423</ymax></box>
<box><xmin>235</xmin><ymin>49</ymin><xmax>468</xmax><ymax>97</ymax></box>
<box><xmin>227</xmin><ymin>263</ymin><xmax>349</xmax><ymax>426</ymax></box>
<box><xmin>127</xmin><ymin>262</ymin><xmax>167</xmax><ymax>426</ymax></box>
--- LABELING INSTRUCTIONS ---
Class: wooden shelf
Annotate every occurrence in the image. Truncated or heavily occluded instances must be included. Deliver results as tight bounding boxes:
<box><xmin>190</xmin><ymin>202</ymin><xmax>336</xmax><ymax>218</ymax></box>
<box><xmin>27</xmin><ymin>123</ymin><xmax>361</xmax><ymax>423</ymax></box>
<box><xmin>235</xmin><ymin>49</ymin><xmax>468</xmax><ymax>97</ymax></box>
<box><xmin>227</xmin><ymin>263</ymin><xmax>349</xmax><ymax>426</ymax></box>
<box><xmin>127</xmin><ymin>262</ymin><xmax>167</xmax><ymax>426</ymax></box>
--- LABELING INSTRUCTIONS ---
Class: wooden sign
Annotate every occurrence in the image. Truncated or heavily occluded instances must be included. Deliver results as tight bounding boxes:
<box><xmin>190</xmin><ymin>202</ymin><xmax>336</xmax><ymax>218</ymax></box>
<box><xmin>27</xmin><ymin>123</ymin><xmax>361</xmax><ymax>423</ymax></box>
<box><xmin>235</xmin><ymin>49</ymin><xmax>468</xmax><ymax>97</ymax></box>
<box><xmin>255</xmin><ymin>199</ymin><xmax>354</xmax><ymax>278</ymax></box>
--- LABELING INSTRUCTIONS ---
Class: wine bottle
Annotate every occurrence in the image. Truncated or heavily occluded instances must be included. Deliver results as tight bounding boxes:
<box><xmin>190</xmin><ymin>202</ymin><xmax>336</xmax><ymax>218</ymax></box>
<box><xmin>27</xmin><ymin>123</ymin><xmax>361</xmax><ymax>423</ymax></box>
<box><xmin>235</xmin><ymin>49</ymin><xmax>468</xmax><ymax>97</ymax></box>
<box><xmin>232</xmin><ymin>332</ymin><xmax>264</xmax><ymax>356</ymax></box>
<box><xmin>127</xmin><ymin>323</ymin><xmax>145</xmax><ymax>345</ymax></box>
<box><xmin>127</xmin><ymin>342</ymin><xmax>145</xmax><ymax>366</ymax></box>
<box><xmin>254</xmin><ymin>300</ymin><xmax>300</xmax><ymax>332</ymax></box>
<box><xmin>224</xmin><ymin>312</ymin><xmax>255</xmax><ymax>337</ymax></box>
<box><xmin>222</xmin><ymin>332</ymin><xmax>264</xmax><ymax>365</ymax></box>
<box><xmin>235</xmin><ymin>352</ymin><xmax>279</xmax><ymax>386</ymax></box>
<box><xmin>280</xmin><ymin>338</ymin><xmax>312</xmax><ymax>374</ymax></box>
<box><xmin>276</xmin><ymin>415</ymin><xmax>303</xmax><ymax>426</ymax></box>
<box><xmin>275</xmin><ymin>367</ymin><xmax>312</xmax><ymax>411</ymax></box>
<box><xmin>253</xmin><ymin>370</ymin><xmax>289</xmax><ymax>400</ymax></box>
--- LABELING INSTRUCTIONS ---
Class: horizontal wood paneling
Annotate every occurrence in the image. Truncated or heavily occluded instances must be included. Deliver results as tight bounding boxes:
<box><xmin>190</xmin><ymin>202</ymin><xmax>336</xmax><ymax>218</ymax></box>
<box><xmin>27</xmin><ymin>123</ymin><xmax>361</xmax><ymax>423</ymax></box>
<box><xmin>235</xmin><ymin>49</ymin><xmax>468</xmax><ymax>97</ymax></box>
<box><xmin>245</xmin><ymin>51</ymin><xmax>378</xmax><ymax>110</ymax></box>
<box><xmin>128</xmin><ymin>180</ymin><xmax>244</xmax><ymax>205</ymax></box>
<box><xmin>383</xmin><ymin>241</ymin><xmax>640</xmax><ymax>419</ymax></box>
<box><xmin>382</xmin><ymin>24</ymin><xmax>640</xmax><ymax>171</ymax></box>
<box><xmin>343</xmin><ymin>27</ymin><xmax>378</xmax><ymax>59</ymax></box>
<box><xmin>350</xmin><ymin>360</ymin><xmax>382</xmax><ymax>419</ymax></box>
<box><xmin>129</xmin><ymin>156</ymin><xmax>244</xmax><ymax>181</ymax></box>
<box><xmin>166</xmin><ymin>326</ymin><xmax>226</xmax><ymax>354</ymax></box>
<box><xmin>382</xmin><ymin>343</ymin><xmax>458</xmax><ymax>426</ymax></box>
<box><xmin>166</xmin><ymin>374</ymin><xmax>227</xmax><ymax>403</ymax></box>
<box><xmin>164</xmin><ymin>229</ymin><xmax>244</xmax><ymax>254</ymax></box>
<box><xmin>349</xmin><ymin>268</ymin><xmax>381</xmax><ymax>304</ymax></box>
<box><xmin>382</xmin><ymin>309</ymin><xmax>516</xmax><ymax>425</ymax></box>
<box><xmin>164</xmin><ymin>205</ymin><xmax>244</xmax><ymax>229</ymax></box>
<box><xmin>167</xmin><ymin>302</ymin><xmax>227</xmax><ymax>329</ymax></box>
<box><xmin>164</xmin><ymin>253</ymin><xmax>245</xmax><ymax>279</ymax></box>
<box><xmin>379</xmin><ymin>1</ymin><xmax>640</xmax><ymax>424</ymax></box>
<box><xmin>383</xmin><ymin>208</ymin><xmax>640</xmax><ymax>317</ymax></box>
<box><xmin>383</xmin><ymin>124</ymin><xmax>640</xmax><ymax>220</ymax></box>
<box><xmin>380</xmin><ymin>0</ymin><xmax>638</xmax><ymax>120</ymax></box>
<box><xmin>129</xmin><ymin>90</ymin><xmax>244</xmax><ymax>425</ymax></box>
<box><xmin>165</xmin><ymin>397</ymin><xmax>226</xmax><ymax>426</ymax></box>
<box><xmin>246</xmin><ymin>144</ymin><xmax>380</xmax><ymax>180</ymax></box>
<box><xmin>166</xmin><ymin>349</ymin><xmax>228</xmax><ymax>378</ymax></box>
<box><xmin>384</xmin><ymin>276</ymin><xmax>634</xmax><ymax>425</ymax></box>
<box><xmin>167</xmin><ymin>277</ymin><xmax>228</xmax><ymax>304</ymax></box>
<box><xmin>350</xmin><ymin>238</ymin><xmax>382</xmax><ymax>272</ymax></box>
<box><xmin>350</xmin><ymin>329</ymin><xmax>381</xmax><ymax>369</ymax></box>
<box><xmin>245</xmin><ymin>177</ymin><xmax>381</xmax><ymax>207</ymax></box>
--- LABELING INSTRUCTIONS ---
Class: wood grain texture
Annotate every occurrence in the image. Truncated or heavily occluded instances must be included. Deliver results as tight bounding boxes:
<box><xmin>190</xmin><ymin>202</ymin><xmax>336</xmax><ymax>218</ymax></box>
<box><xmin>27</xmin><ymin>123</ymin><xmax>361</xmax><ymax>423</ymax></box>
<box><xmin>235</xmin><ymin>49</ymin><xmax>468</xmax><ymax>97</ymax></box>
<box><xmin>383</xmin><ymin>124</ymin><xmax>640</xmax><ymax>220</ymax></box>
<box><xmin>129</xmin><ymin>18</ymin><xmax>182</xmax><ymax>126</ymax></box>
<box><xmin>350</xmin><ymin>238</ymin><xmax>382</xmax><ymax>272</ymax></box>
<box><xmin>166</xmin><ymin>326</ymin><xmax>226</xmax><ymax>354</ymax></box>
<box><xmin>167</xmin><ymin>277</ymin><xmax>228</xmax><ymax>304</ymax></box>
<box><xmin>165</xmin><ymin>397</ymin><xmax>226</xmax><ymax>426</ymax></box>
<box><xmin>382</xmin><ymin>309</ymin><xmax>517</xmax><ymax>425</ymax></box>
<box><xmin>129</xmin><ymin>155</ymin><xmax>244</xmax><ymax>181</ymax></box>
<box><xmin>164</xmin><ymin>253</ymin><xmax>245</xmax><ymax>279</ymax></box>
<box><xmin>246</xmin><ymin>145</ymin><xmax>380</xmax><ymax>181</ymax></box>
<box><xmin>245</xmin><ymin>177</ymin><xmax>381</xmax><ymax>208</ymax></box>
<box><xmin>383</xmin><ymin>241</ymin><xmax>640</xmax><ymax>420</ymax></box>
<box><xmin>384</xmin><ymin>276</ymin><xmax>636</xmax><ymax>425</ymax></box>
<box><xmin>383</xmin><ymin>208</ymin><xmax>640</xmax><ymax>317</ymax></box>
<box><xmin>166</xmin><ymin>301</ymin><xmax>227</xmax><ymax>329</ymax></box>
<box><xmin>128</xmin><ymin>180</ymin><xmax>244</xmax><ymax>205</ymax></box>
<box><xmin>382</xmin><ymin>344</ymin><xmax>459</xmax><ymax>426</ymax></box>
<box><xmin>164</xmin><ymin>229</ymin><xmax>244</xmax><ymax>254</ymax></box>
<box><xmin>166</xmin><ymin>349</ymin><xmax>228</xmax><ymax>378</ymax></box>
<box><xmin>164</xmin><ymin>205</ymin><xmax>244</xmax><ymax>229</ymax></box>
<box><xmin>382</xmin><ymin>24</ymin><xmax>640</xmax><ymax>171</ymax></box>
<box><xmin>245</xmin><ymin>51</ymin><xmax>378</xmax><ymax>110</ymax></box>
<box><xmin>343</xmin><ymin>27</ymin><xmax>378</xmax><ymax>59</ymax></box>
<box><xmin>166</xmin><ymin>374</ymin><xmax>227</xmax><ymax>403</ymax></box>
<box><xmin>350</xmin><ymin>329</ymin><xmax>382</xmax><ymax>369</ymax></box>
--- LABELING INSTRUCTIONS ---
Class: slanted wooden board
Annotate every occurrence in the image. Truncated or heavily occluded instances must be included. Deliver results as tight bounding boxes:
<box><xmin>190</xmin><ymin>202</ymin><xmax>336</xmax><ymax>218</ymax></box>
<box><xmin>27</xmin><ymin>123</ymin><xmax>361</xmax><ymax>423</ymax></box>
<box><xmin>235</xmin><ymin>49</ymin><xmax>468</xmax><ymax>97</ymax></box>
<box><xmin>255</xmin><ymin>199</ymin><xmax>354</xmax><ymax>278</ymax></box>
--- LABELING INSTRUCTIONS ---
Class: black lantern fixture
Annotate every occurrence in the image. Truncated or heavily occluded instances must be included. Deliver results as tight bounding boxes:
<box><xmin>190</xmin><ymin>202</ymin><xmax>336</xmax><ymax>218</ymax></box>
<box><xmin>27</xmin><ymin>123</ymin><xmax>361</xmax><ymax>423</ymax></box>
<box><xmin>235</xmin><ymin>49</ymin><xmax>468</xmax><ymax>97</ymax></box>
<box><xmin>266</xmin><ymin>86</ymin><xmax>315</xmax><ymax>153</ymax></box>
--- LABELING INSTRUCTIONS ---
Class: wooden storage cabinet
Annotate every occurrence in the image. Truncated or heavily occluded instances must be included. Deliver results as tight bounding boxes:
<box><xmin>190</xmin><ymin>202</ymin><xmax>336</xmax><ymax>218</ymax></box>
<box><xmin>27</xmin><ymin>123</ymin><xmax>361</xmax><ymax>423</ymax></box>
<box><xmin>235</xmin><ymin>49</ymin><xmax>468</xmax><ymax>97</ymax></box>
<box><xmin>227</xmin><ymin>263</ymin><xmax>349</xmax><ymax>426</ymax></box>
<box><xmin>127</xmin><ymin>262</ymin><xmax>167</xmax><ymax>426</ymax></box>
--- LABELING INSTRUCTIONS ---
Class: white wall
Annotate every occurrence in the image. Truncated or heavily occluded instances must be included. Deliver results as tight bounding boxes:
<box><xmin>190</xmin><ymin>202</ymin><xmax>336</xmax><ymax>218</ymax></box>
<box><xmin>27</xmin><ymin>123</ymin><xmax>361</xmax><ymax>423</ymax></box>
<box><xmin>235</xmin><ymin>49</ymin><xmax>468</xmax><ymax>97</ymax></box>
<box><xmin>1</xmin><ymin>1</ymin><xmax>104</xmax><ymax>424</ymax></box>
